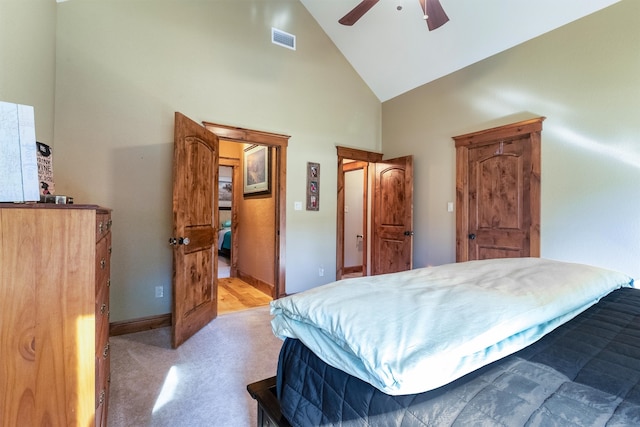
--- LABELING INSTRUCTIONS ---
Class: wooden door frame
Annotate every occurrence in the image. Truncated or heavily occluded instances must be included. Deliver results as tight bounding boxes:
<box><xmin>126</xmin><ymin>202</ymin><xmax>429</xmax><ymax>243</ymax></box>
<box><xmin>204</xmin><ymin>121</ymin><xmax>289</xmax><ymax>298</ymax></box>
<box><xmin>336</xmin><ymin>146</ymin><xmax>383</xmax><ymax>279</ymax></box>
<box><xmin>453</xmin><ymin>117</ymin><xmax>544</xmax><ymax>262</ymax></box>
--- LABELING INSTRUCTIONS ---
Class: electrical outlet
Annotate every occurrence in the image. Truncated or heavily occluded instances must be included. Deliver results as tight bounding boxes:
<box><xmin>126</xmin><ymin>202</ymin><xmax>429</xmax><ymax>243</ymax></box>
<box><xmin>155</xmin><ymin>286</ymin><xmax>163</xmax><ymax>298</ymax></box>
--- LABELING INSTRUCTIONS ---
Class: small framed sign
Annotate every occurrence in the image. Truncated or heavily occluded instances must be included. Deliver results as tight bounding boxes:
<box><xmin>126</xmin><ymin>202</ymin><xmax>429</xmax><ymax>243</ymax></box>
<box><xmin>306</xmin><ymin>162</ymin><xmax>320</xmax><ymax>211</ymax></box>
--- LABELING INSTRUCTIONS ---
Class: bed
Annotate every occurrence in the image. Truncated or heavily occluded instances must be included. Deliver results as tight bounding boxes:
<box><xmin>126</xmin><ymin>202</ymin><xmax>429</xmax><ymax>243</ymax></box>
<box><xmin>218</xmin><ymin>220</ymin><xmax>231</xmax><ymax>255</ymax></box>
<box><xmin>250</xmin><ymin>257</ymin><xmax>637</xmax><ymax>426</ymax></box>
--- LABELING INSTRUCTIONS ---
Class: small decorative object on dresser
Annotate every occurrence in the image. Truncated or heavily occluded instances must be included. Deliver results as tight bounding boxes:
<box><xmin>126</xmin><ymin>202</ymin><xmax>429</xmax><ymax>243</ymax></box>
<box><xmin>0</xmin><ymin>203</ymin><xmax>113</xmax><ymax>426</ymax></box>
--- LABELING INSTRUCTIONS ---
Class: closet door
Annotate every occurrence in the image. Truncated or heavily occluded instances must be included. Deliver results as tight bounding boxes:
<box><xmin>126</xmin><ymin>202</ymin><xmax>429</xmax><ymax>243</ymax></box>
<box><xmin>454</xmin><ymin>118</ymin><xmax>543</xmax><ymax>262</ymax></box>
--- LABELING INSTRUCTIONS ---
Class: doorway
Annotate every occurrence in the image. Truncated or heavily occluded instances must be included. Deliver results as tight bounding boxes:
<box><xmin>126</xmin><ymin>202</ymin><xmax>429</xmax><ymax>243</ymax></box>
<box><xmin>216</xmin><ymin>147</ymin><xmax>273</xmax><ymax>314</ymax></box>
<box><xmin>203</xmin><ymin>122</ymin><xmax>289</xmax><ymax>302</ymax></box>
<box><xmin>171</xmin><ymin>115</ymin><xmax>288</xmax><ymax>347</ymax></box>
<box><xmin>336</xmin><ymin>146</ymin><xmax>382</xmax><ymax>280</ymax></box>
<box><xmin>342</xmin><ymin>161</ymin><xmax>367</xmax><ymax>278</ymax></box>
<box><xmin>337</xmin><ymin>147</ymin><xmax>415</xmax><ymax>278</ymax></box>
<box><xmin>217</xmin><ymin>164</ymin><xmax>233</xmax><ymax>280</ymax></box>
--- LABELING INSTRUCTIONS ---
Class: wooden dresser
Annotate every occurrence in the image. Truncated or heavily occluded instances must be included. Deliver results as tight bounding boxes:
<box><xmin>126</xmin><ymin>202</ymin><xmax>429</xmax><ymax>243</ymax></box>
<box><xmin>0</xmin><ymin>203</ymin><xmax>112</xmax><ymax>427</ymax></box>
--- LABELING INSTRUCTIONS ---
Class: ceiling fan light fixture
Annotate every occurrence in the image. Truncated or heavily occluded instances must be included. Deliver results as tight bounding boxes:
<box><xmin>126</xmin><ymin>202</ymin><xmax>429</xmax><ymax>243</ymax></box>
<box><xmin>338</xmin><ymin>0</ymin><xmax>449</xmax><ymax>30</ymax></box>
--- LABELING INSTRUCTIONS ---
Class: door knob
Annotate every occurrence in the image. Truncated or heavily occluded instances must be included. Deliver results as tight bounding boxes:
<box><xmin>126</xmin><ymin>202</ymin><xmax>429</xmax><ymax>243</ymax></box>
<box><xmin>169</xmin><ymin>237</ymin><xmax>190</xmax><ymax>246</ymax></box>
<box><xmin>468</xmin><ymin>233</ymin><xmax>476</xmax><ymax>240</ymax></box>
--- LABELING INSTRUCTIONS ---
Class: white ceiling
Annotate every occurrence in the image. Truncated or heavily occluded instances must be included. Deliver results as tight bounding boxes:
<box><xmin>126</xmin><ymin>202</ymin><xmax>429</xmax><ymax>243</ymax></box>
<box><xmin>299</xmin><ymin>0</ymin><xmax>622</xmax><ymax>102</ymax></box>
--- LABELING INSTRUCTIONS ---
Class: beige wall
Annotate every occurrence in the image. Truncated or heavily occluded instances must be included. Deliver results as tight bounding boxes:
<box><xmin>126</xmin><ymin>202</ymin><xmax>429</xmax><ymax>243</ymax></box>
<box><xmin>237</xmin><ymin>146</ymin><xmax>276</xmax><ymax>286</ymax></box>
<box><xmin>0</xmin><ymin>0</ymin><xmax>57</xmax><ymax>143</ymax></box>
<box><xmin>53</xmin><ymin>0</ymin><xmax>381</xmax><ymax>321</ymax></box>
<box><xmin>382</xmin><ymin>0</ymin><xmax>640</xmax><ymax>279</ymax></box>
<box><xmin>218</xmin><ymin>140</ymin><xmax>274</xmax><ymax>285</ymax></box>
<box><xmin>8</xmin><ymin>0</ymin><xmax>637</xmax><ymax>324</ymax></box>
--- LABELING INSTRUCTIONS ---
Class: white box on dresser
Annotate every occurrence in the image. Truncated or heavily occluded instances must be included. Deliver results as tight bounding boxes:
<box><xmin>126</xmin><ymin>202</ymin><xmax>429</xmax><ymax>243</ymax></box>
<box><xmin>0</xmin><ymin>203</ymin><xmax>112</xmax><ymax>427</ymax></box>
<box><xmin>0</xmin><ymin>101</ymin><xmax>39</xmax><ymax>202</ymax></box>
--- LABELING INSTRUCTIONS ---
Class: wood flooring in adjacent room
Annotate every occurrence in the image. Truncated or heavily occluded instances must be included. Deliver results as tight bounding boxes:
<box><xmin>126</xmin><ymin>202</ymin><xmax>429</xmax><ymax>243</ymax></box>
<box><xmin>218</xmin><ymin>277</ymin><xmax>272</xmax><ymax>315</ymax></box>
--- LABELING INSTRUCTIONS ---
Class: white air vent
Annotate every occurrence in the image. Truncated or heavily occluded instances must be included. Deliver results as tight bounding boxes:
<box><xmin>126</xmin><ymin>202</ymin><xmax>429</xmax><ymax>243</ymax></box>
<box><xmin>272</xmin><ymin>28</ymin><xmax>296</xmax><ymax>50</ymax></box>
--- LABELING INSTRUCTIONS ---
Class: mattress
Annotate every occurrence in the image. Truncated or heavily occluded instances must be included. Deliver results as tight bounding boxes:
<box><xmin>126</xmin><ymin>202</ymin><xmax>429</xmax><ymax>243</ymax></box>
<box><xmin>272</xmin><ymin>258</ymin><xmax>632</xmax><ymax>395</ymax></box>
<box><xmin>276</xmin><ymin>287</ymin><xmax>640</xmax><ymax>426</ymax></box>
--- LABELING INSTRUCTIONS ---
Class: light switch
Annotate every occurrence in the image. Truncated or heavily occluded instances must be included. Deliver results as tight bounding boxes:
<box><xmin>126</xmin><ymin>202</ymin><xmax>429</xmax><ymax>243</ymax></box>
<box><xmin>294</xmin><ymin>201</ymin><xmax>302</xmax><ymax>211</ymax></box>
<box><xmin>447</xmin><ymin>202</ymin><xmax>454</xmax><ymax>212</ymax></box>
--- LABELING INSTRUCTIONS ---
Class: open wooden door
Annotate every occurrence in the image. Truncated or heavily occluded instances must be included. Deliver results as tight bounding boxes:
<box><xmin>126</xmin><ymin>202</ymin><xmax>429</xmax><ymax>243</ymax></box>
<box><xmin>170</xmin><ymin>112</ymin><xmax>219</xmax><ymax>348</ymax></box>
<box><xmin>372</xmin><ymin>156</ymin><xmax>414</xmax><ymax>275</ymax></box>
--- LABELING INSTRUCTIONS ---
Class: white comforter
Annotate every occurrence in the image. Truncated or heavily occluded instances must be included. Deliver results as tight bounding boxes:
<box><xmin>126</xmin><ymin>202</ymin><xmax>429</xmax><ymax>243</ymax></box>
<box><xmin>271</xmin><ymin>258</ymin><xmax>633</xmax><ymax>395</ymax></box>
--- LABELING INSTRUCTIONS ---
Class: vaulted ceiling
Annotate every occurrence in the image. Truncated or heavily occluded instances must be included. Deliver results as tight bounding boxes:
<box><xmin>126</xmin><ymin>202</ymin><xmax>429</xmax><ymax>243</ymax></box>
<box><xmin>300</xmin><ymin>0</ymin><xmax>622</xmax><ymax>101</ymax></box>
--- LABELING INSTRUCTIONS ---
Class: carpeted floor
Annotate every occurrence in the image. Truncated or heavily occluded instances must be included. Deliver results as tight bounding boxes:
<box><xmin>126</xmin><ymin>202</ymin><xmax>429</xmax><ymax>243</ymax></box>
<box><xmin>107</xmin><ymin>306</ymin><xmax>283</xmax><ymax>427</ymax></box>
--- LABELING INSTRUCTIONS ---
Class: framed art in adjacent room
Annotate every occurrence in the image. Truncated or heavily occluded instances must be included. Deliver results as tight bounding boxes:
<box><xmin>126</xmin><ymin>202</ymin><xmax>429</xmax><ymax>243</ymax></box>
<box><xmin>218</xmin><ymin>177</ymin><xmax>232</xmax><ymax>209</ymax></box>
<box><xmin>306</xmin><ymin>162</ymin><xmax>320</xmax><ymax>211</ymax></box>
<box><xmin>243</xmin><ymin>144</ymin><xmax>271</xmax><ymax>196</ymax></box>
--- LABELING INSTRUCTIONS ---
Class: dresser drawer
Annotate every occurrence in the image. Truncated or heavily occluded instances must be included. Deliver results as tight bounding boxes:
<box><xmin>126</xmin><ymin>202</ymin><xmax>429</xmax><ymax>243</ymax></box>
<box><xmin>96</xmin><ymin>233</ymin><xmax>111</xmax><ymax>297</ymax></box>
<box><xmin>96</xmin><ymin>281</ymin><xmax>110</xmax><ymax>353</ymax></box>
<box><xmin>95</xmin><ymin>212</ymin><xmax>112</xmax><ymax>243</ymax></box>
<box><xmin>95</xmin><ymin>350</ymin><xmax>110</xmax><ymax>426</ymax></box>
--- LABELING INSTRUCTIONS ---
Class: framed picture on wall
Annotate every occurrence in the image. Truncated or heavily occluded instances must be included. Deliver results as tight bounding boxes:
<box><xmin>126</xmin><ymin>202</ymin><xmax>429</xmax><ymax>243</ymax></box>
<box><xmin>218</xmin><ymin>177</ymin><xmax>232</xmax><ymax>209</ymax></box>
<box><xmin>306</xmin><ymin>162</ymin><xmax>320</xmax><ymax>211</ymax></box>
<box><xmin>243</xmin><ymin>144</ymin><xmax>271</xmax><ymax>196</ymax></box>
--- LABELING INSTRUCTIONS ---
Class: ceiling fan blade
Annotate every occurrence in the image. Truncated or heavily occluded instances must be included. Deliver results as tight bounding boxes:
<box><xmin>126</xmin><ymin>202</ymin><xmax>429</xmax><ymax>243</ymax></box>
<box><xmin>339</xmin><ymin>0</ymin><xmax>380</xmax><ymax>26</ymax></box>
<box><xmin>419</xmin><ymin>0</ymin><xmax>450</xmax><ymax>31</ymax></box>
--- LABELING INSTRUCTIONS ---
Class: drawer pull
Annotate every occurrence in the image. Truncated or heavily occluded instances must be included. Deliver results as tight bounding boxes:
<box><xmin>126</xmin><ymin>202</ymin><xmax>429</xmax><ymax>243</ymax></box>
<box><xmin>99</xmin><ymin>222</ymin><xmax>104</xmax><ymax>234</ymax></box>
<box><xmin>100</xmin><ymin>303</ymin><xmax>107</xmax><ymax>315</ymax></box>
<box><xmin>107</xmin><ymin>279</ymin><xmax>111</xmax><ymax>288</ymax></box>
<box><xmin>103</xmin><ymin>343</ymin><xmax>110</xmax><ymax>359</ymax></box>
<box><xmin>107</xmin><ymin>219</ymin><xmax>113</xmax><ymax>230</ymax></box>
<box><xmin>100</xmin><ymin>258</ymin><xmax>106</xmax><ymax>269</ymax></box>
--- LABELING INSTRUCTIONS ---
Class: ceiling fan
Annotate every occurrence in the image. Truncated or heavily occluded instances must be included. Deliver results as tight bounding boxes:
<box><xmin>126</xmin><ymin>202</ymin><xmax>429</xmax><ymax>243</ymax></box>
<box><xmin>339</xmin><ymin>0</ymin><xmax>449</xmax><ymax>31</ymax></box>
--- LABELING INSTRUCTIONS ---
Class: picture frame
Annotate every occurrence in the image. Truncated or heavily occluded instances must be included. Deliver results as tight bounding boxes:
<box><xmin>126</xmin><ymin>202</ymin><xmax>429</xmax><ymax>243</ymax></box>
<box><xmin>306</xmin><ymin>162</ymin><xmax>320</xmax><ymax>211</ymax></box>
<box><xmin>243</xmin><ymin>144</ymin><xmax>271</xmax><ymax>196</ymax></box>
<box><xmin>218</xmin><ymin>177</ymin><xmax>232</xmax><ymax>209</ymax></box>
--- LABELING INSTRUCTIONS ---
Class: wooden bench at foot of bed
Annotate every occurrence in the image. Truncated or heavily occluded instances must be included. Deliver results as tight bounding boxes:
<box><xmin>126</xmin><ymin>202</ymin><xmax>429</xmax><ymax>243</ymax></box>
<box><xmin>247</xmin><ymin>377</ymin><xmax>291</xmax><ymax>427</ymax></box>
